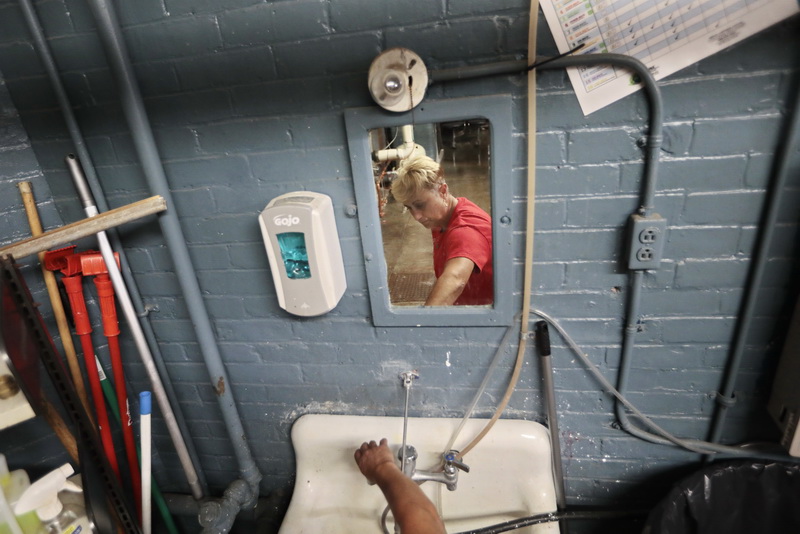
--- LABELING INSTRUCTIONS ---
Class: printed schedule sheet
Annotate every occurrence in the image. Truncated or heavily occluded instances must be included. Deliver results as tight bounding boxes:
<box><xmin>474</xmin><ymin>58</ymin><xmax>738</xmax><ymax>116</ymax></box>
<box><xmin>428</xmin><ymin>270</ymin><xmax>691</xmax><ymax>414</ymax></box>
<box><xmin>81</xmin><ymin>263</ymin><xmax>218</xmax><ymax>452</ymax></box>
<box><xmin>540</xmin><ymin>0</ymin><xmax>800</xmax><ymax>114</ymax></box>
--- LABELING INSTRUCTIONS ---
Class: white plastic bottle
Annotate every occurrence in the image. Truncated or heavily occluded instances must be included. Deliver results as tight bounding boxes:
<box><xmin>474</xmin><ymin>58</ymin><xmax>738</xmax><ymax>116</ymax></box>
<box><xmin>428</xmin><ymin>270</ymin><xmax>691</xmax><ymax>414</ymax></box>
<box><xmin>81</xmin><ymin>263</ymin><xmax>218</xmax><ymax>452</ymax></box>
<box><xmin>13</xmin><ymin>465</ymin><xmax>91</xmax><ymax>534</ymax></box>
<box><xmin>0</xmin><ymin>454</ymin><xmax>23</xmax><ymax>534</ymax></box>
<box><xmin>0</xmin><ymin>455</ymin><xmax>38</xmax><ymax>534</ymax></box>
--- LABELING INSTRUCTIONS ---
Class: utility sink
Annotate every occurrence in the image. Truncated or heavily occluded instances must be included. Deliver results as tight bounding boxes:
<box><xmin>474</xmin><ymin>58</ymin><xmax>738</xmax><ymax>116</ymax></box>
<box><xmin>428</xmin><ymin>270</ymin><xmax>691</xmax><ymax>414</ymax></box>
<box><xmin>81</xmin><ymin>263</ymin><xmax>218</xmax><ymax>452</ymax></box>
<box><xmin>279</xmin><ymin>414</ymin><xmax>559</xmax><ymax>533</ymax></box>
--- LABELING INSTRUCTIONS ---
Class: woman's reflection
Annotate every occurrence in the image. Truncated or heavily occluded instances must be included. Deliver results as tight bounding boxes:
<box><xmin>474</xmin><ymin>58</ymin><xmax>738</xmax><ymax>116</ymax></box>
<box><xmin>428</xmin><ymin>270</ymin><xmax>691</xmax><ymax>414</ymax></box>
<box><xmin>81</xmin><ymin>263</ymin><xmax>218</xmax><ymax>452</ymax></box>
<box><xmin>391</xmin><ymin>155</ymin><xmax>493</xmax><ymax>306</ymax></box>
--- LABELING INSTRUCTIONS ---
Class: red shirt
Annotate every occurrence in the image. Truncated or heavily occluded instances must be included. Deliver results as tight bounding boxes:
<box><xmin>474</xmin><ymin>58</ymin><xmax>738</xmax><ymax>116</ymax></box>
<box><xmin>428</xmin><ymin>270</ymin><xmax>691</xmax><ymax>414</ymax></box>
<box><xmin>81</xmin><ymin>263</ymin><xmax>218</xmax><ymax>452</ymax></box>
<box><xmin>432</xmin><ymin>198</ymin><xmax>493</xmax><ymax>305</ymax></box>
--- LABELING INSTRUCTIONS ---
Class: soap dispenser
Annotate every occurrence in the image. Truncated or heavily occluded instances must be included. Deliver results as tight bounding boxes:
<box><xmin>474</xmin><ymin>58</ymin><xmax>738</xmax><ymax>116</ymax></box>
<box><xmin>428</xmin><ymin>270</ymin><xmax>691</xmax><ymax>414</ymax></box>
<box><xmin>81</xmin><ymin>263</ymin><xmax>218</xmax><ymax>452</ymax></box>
<box><xmin>13</xmin><ymin>464</ymin><xmax>90</xmax><ymax>534</ymax></box>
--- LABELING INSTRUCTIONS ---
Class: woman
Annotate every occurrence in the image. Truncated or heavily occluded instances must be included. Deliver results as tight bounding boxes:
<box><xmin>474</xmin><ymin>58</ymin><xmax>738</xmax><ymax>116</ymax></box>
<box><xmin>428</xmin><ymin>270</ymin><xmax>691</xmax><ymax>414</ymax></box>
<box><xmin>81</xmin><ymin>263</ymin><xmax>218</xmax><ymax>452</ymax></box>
<box><xmin>392</xmin><ymin>155</ymin><xmax>493</xmax><ymax>306</ymax></box>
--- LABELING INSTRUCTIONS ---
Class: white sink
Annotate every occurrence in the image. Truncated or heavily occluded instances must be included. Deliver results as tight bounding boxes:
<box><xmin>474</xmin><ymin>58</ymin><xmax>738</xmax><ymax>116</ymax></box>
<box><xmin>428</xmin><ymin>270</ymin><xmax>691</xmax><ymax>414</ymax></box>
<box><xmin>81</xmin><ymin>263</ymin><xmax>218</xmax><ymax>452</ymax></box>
<box><xmin>279</xmin><ymin>414</ymin><xmax>559</xmax><ymax>533</ymax></box>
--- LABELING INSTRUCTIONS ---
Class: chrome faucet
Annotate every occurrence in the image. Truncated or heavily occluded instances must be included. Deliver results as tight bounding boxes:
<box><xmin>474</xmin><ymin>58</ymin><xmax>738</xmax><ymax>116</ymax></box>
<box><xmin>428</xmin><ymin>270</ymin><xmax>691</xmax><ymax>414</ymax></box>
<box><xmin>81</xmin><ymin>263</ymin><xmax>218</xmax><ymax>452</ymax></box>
<box><xmin>398</xmin><ymin>445</ymin><xmax>470</xmax><ymax>491</ymax></box>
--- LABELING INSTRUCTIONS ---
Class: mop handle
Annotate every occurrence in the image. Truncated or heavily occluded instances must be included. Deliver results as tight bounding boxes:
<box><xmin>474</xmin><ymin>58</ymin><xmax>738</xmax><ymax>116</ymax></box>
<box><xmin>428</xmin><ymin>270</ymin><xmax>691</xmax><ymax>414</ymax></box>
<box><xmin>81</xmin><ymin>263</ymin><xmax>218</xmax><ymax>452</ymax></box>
<box><xmin>140</xmin><ymin>391</ymin><xmax>152</xmax><ymax>534</ymax></box>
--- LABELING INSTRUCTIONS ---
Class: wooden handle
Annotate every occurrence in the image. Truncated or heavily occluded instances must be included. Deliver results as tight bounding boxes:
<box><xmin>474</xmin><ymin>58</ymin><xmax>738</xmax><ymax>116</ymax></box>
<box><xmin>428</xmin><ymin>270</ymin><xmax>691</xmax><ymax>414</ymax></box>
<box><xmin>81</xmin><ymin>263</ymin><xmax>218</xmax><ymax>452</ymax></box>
<box><xmin>18</xmin><ymin>181</ymin><xmax>94</xmax><ymax>427</ymax></box>
<box><xmin>1</xmin><ymin>194</ymin><xmax>167</xmax><ymax>260</ymax></box>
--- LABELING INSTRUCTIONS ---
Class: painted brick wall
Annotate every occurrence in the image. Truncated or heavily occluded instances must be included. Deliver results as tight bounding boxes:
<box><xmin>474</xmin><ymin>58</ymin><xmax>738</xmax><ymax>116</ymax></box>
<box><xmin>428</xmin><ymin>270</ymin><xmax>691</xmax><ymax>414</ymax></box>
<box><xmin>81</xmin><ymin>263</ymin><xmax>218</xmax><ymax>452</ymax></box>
<box><xmin>0</xmin><ymin>1</ymin><xmax>798</xmax><ymax>531</ymax></box>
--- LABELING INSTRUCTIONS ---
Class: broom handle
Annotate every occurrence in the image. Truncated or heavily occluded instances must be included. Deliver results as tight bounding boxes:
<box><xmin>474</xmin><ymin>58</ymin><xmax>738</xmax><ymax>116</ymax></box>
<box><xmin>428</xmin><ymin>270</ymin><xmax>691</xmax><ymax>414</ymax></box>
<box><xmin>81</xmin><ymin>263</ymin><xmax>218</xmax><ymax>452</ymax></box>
<box><xmin>17</xmin><ymin>181</ymin><xmax>94</xmax><ymax>423</ymax></box>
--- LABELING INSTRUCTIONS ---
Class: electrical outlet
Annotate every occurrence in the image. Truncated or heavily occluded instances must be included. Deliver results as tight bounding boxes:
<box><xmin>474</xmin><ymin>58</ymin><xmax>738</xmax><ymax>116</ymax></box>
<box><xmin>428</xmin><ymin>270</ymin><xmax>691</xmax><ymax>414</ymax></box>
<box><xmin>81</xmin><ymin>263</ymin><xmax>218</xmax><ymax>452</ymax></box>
<box><xmin>628</xmin><ymin>214</ymin><xmax>667</xmax><ymax>270</ymax></box>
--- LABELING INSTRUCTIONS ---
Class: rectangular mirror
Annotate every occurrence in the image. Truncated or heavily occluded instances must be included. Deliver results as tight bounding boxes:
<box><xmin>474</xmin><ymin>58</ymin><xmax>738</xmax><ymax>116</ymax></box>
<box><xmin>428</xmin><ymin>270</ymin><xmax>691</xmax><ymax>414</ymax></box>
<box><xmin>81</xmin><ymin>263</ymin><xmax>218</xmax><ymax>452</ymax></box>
<box><xmin>346</xmin><ymin>95</ymin><xmax>514</xmax><ymax>327</ymax></box>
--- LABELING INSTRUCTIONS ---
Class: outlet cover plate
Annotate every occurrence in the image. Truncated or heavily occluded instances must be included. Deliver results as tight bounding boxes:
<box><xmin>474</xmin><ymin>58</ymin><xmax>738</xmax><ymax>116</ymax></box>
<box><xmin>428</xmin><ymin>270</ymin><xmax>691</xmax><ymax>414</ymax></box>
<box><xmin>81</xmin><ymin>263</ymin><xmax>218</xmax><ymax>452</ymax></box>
<box><xmin>628</xmin><ymin>213</ymin><xmax>667</xmax><ymax>270</ymax></box>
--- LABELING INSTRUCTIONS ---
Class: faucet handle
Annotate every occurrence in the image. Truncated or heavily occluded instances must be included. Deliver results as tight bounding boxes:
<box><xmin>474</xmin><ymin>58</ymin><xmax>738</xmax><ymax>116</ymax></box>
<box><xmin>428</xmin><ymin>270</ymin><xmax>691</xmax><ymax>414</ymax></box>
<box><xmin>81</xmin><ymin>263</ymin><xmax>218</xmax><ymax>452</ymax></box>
<box><xmin>398</xmin><ymin>444</ymin><xmax>418</xmax><ymax>463</ymax></box>
<box><xmin>397</xmin><ymin>444</ymin><xmax>418</xmax><ymax>477</ymax></box>
<box><xmin>444</xmin><ymin>451</ymin><xmax>470</xmax><ymax>473</ymax></box>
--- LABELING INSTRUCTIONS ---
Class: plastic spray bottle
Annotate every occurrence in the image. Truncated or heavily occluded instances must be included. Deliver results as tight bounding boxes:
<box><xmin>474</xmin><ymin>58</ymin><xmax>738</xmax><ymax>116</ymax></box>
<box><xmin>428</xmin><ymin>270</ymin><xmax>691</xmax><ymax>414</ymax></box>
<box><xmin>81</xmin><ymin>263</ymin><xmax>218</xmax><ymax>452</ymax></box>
<box><xmin>13</xmin><ymin>465</ymin><xmax>90</xmax><ymax>534</ymax></box>
<box><xmin>0</xmin><ymin>454</ymin><xmax>23</xmax><ymax>534</ymax></box>
<box><xmin>0</xmin><ymin>455</ymin><xmax>38</xmax><ymax>534</ymax></box>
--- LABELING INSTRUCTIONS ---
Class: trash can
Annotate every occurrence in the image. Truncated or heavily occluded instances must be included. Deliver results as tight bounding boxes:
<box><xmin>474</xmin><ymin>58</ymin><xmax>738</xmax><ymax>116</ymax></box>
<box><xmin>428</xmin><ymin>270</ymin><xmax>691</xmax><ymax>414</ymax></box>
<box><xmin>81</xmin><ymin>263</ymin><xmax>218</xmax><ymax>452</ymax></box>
<box><xmin>642</xmin><ymin>460</ymin><xmax>800</xmax><ymax>534</ymax></box>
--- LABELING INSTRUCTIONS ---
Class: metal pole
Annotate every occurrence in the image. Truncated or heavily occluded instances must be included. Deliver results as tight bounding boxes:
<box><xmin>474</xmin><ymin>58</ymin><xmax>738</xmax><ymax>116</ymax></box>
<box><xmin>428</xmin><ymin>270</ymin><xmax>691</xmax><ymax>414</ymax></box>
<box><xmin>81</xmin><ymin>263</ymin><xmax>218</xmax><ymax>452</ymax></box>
<box><xmin>85</xmin><ymin>0</ymin><xmax>261</xmax><ymax>501</ymax></box>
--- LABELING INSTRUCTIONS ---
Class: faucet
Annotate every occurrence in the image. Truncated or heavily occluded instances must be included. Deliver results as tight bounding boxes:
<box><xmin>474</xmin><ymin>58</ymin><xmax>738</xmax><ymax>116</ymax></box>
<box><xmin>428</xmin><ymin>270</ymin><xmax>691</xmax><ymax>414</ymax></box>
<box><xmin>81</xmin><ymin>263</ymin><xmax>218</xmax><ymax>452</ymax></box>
<box><xmin>398</xmin><ymin>445</ymin><xmax>470</xmax><ymax>491</ymax></box>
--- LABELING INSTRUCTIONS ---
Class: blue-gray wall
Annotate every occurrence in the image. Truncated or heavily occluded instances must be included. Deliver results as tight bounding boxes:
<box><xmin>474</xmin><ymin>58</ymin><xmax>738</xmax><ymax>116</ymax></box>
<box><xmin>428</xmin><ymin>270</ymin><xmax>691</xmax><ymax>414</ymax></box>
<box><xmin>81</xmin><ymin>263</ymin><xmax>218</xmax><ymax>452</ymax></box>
<box><xmin>0</xmin><ymin>1</ymin><xmax>798</xmax><ymax>531</ymax></box>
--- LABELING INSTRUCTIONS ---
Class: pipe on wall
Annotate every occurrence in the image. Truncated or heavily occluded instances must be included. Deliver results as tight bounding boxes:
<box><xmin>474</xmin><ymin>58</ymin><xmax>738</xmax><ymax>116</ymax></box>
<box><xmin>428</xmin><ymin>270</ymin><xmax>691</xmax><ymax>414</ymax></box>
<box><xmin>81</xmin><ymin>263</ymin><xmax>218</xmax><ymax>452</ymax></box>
<box><xmin>373</xmin><ymin>125</ymin><xmax>421</xmax><ymax>162</ymax></box>
<box><xmin>537</xmin><ymin>54</ymin><xmax>800</xmax><ymax>459</ymax></box>
<box><xmin>433</xmin><ymin>53</ymin><xmax>663</xmax><ymax>213</ymax></box>
<box><xmin>17</xmin><ymin>0</ymin><xmax>208</xmax><ymax>496</ymax></box>
<box><xmin>84</xmin><ymin>0</ymin><xmax>262</xmax><ymax>506</ymax></box>
<box><xmin>537</xmin><ymin>54</ymin><xmax>663</xmax><ymax>215</ymax></box>
<box><xmin>433</xmin><ymin>52</ymin><xmax>798</xmax><ymax>458</ymax></box>
<box><xmin>704</xmin><ymin>74</ymin><xmax>800</xmax><ymax>453</ymax></box>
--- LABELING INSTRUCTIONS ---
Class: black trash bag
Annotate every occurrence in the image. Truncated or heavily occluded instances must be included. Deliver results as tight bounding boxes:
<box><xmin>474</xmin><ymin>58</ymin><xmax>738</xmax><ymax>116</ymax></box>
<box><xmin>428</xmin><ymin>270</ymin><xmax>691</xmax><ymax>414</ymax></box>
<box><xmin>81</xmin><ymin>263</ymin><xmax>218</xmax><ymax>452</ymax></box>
<box><xmin>643</xmin><ymin>460</ymin><xmax>800</xmax><ymax>534</ymax></box>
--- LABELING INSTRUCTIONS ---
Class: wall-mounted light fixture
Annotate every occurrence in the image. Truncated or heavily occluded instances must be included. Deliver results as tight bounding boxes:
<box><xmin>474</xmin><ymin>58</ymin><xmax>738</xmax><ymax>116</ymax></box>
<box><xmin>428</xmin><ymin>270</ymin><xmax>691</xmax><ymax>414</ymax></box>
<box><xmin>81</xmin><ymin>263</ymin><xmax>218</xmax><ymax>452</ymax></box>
<box><xmin>367</xmin><ymin>48</ymin><xmax>428</xmax><ymax>112</ymax></box>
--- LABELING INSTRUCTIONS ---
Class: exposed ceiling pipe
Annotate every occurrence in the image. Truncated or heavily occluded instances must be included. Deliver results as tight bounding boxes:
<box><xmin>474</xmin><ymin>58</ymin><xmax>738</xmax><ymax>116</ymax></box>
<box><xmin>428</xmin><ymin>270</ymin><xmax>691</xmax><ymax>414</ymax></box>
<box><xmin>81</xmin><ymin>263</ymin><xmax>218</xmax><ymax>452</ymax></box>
<box><xmin>84</xmin><ymin>0</ymin><xmax>262</xmax><ymax>512</ymax></box>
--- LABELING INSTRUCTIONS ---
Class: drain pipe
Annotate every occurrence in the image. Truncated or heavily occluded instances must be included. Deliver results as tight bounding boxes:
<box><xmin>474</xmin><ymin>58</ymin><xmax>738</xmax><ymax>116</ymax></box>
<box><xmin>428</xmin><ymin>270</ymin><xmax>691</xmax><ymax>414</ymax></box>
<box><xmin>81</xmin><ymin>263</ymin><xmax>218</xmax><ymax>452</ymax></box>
<box><xmin>198</xmin><ymin>480</ymin><xmax>253</xmax><ymax>534</ymax></box>
<box><xmin>373</xmin><ymin>125</ymin><xmax>422</xmax><ymax>162</ymax></box>
<box><xmin>85</xmin><ymin>0</ymin><xmax>261</xmax><ymax>511</ymax></box>
<box><xmin>17</xmin><ymin>0</ymin><xmax>207</xmax><ymax>496</ymax></box>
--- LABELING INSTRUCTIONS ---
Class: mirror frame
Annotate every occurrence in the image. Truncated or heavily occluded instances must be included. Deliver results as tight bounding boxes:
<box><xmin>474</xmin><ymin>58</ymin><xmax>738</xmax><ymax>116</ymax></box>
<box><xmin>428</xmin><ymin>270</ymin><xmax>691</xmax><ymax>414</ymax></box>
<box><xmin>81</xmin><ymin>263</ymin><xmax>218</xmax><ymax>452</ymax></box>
<box><xmin>345</xmin><ymin>94</ymin><xmax>514</xmax><ymax>327</ymax></box>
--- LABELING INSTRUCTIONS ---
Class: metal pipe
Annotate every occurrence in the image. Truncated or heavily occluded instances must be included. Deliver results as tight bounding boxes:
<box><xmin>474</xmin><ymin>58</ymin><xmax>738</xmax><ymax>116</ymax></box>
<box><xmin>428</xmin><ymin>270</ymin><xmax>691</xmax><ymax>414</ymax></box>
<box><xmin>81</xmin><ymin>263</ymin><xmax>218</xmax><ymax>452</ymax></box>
<box><xmin>429</xmin><ymin>53</ymin><xmax>663</xmax><ymax>215</ymax></box>
<box><xmin>198</xmin><ymin>480</ymin><xmax>252</xmax><ymax>534</ymax></box>
<box><xmin>17</xmin><ymin>0</ymin><xmax>207</xmax><ymax>494</ymax></box>
<box><xmin>66</xmin><ymin>155</ymin><xmax>204</xmax><ymax>500</ymax></box>
<box><xmin>705</xmin><ymin>76</ymin><xmax>800</xmax><ymax>451</ymax></box>
<box><xmin>439</xmin><ymin>51</ymin><xmax>793</xmax><ymax>458</ymax></box>
<box><xmin>399</xmin><ymin>370</ymin><xmax>418</xmax><ymax>476</ymax></box>
<box><xmin>85</xmin><ymin>0</ymin><xmax>261</xmax><ymax>503</ymax></box>
<box><xmin>535</xmin><ymin>321</ymin><xmax>566</xmax><ymax>515</ymax></box>
<box><xmin>427</xmin><ymin>50</ymin><xmax>799</xmax><ymax>460</ymax></box>
<box><xmin>536</xmin><ymin>54</ymin><xmax>663</xmax><ymax>216</ymax></box>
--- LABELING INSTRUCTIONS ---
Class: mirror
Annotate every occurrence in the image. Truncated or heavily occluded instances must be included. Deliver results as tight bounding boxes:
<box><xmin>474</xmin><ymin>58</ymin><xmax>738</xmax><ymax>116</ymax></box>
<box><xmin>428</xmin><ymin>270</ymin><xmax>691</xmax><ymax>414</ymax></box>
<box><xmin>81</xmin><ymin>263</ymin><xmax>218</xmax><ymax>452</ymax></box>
<box><xmin>345</xmin><ymin>95</ymin><xmax>514</xmax><ymax>327</ymax></box>
<box><xmin>371</xmin><ymin>120</ymin><xmax>492</xmax><ymax>306</ymax></box>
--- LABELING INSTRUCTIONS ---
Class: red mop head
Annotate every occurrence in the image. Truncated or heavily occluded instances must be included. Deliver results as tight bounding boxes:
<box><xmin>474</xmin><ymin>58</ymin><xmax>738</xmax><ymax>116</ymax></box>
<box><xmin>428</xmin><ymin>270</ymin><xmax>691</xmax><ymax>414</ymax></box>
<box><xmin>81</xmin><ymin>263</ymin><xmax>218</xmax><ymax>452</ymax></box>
<box><xmin>43</xmin><ymin>245</ymin><xmax>81</xmax><ymax>275</ymax></box>
<box><xmin>79</xmin><ymin>251</ymin><xmax>120</xmax><ymax>276</ymax></box>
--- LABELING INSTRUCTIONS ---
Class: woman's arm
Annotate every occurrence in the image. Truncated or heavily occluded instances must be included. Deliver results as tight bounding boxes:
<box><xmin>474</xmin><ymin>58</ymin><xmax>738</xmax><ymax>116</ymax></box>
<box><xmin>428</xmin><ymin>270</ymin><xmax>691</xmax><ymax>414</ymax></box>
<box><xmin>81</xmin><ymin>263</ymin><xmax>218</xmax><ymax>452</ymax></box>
<box><xmin>355</xmin><ymin>439</ymin><xmax>447</xmax><ymax>534</ymax></box>
<box><xmin>425</xmin><ymin>257</ymin><xmax>475</xmax><ymax>306</ymax></box>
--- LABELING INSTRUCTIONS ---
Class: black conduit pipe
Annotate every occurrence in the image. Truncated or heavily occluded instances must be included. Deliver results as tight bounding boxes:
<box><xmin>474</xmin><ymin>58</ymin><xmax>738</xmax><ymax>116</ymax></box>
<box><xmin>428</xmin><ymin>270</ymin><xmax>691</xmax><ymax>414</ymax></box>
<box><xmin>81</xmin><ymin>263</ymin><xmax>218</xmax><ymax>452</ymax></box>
<box><xmin>85</xmin><ymin>0</ymin><xmax>262</xmax><ymax>510</ymax></box>
<box><xmin>452</xmin><ymin>508</ymin><xmax>649</xmax><ymax>534</ymax></box>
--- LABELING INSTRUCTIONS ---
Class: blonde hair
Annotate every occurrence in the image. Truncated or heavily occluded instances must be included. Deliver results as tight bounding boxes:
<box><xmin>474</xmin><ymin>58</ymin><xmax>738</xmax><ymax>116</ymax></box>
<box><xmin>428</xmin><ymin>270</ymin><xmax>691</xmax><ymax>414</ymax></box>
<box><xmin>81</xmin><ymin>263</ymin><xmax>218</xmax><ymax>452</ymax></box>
<box><xmin>392</xmin><ymin>155</ymin><xmax>444</xmax><ymax>205</ymax></box>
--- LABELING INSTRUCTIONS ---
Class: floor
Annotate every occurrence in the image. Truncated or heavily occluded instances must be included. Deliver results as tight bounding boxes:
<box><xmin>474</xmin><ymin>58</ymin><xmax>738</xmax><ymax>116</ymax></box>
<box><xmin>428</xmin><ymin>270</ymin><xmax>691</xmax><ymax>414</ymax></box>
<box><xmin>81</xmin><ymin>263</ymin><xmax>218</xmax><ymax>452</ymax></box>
<box><xmin>378</xmin><ymin>125</ymin><xmax>491</xmax><ymax>305</ymax></box>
